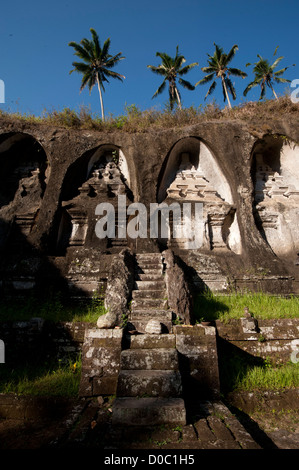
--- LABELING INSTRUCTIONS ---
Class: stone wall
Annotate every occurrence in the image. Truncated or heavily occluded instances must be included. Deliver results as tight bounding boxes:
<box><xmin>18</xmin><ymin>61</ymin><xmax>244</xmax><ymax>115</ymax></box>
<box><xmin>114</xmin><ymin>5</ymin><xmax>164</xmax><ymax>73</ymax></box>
<box><xmin>79</xmin><ymin>328</ymin><xmax>123</xmax><ymax>397</ymax></box>
<box><xmin>216</xmin><ymin>318</ymin><xmax>299</xmax><ymax>363</ymax></box>
<box><xmin>1</xmin><ymin>318</ymin><xmax>298</xmax><ymax>370</ymax></box>
<box><xmin>174</xmin><ymin>325</ymin><xmax>220</xmax><ymax>399</ymax></box>
<box><xmin>0</xmin><ymin>116</ymin><xmax>298</xmax><ymax>298</ymax></box>
<box><xmin>0</xmin><ymin>320</ymin><xmax>91</xmax><ymax>366</ymax></box>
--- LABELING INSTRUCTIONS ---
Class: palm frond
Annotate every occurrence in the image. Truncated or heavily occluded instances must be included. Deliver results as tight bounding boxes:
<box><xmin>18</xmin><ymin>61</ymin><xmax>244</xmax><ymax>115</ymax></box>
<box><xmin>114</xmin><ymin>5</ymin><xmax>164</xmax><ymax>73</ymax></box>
<box><xmin>68</xmin><ymin>42</ymin><xmax>91</xmax><ymax>62</ymax></box>
<box><xmin>152</xmin><ymin>79</ymin><xmax>167</xmax><ymax>99</ymax></box>
<box><xmin>243</xmin><ymin>80</ymin><xmax>259</xmax><ymax>96</ymax></box>
<box><xmin>178</xmin><ymin>78</ymin><xmax>195</xmax><ymax>90</ymax></box>
<box><xmin>195</xmin><ymin>73</ymin><xmax>215</xmax><ymax>86</ymax></box>
<box><xmin>104</xmin><ymin>69</ymin><xmax>125</xmax><ymax>81</ymax></box>
<box><xmin>179</xmin><ymin>62</ymin><xmax>198</xmax><ymax>75</ymax></box>
<box><xmin>274</xmin><ymin>64</ymin><xmax>295</xmax><ymax>77</ymax></box>
<box><xmin>225</xmin><ymin>44</ymin><xmax>239</xmax><ymax>65</ymax></box>
<box><xmin>204</xmin><ymin>80</ymin><xmax>216</xmax><ymax>100</ymax></box>
<box><xmin>106</xmin><ymin>52</ymin><xmax>125</xmax><ymax>68</ymax></box>
<box><xmin>274</xmin><ymin>77</ymin><xmax>291</xmax><ymax>84</ymax></box>
<box><xmin>147</xmin><ymin>65</ymin><xmax>167</xmax><ymax>76</ymax></box>
<box><xmin>80</xmin><ymin>71</ymin><xmax>93</xmax><ymax>92</ymax></box>
<box><xmin>70</xmin><ymin>62</ymin><xmax>91</xmax><ymax>74</ymax></box>
<box><xmin>101</xmin><ymin>37</ymin><xmax>111</xmax><ymax>60</ymax></box>
<box><xmin>270</xmin><ymin>56</ymin><xmax>284</xmax><ymax>71</ymax></box>
<box><xmin>80</xmin><ymin>38</ymin><xmax>95</xmax><ymax>59</ymax></box>
<box><xmin>90</xmin><ymin>28</ymin><xmax>101</xmax><ymax>57</ymax></box>
<box><xmin>225</xmin><ymin>77</ymin><xmax>236</xmax><ymax>100</ymax></box>
<box><xmin>213</xmin><ymin>43</ymin><xmax>223</xmax><ymax>62</ymax></box>
<box><xmin>228</xmin><ymin>67</ymin><xmax>247</xmax><ymax>78</ymax></box>
<box><xmin>201</xmin><ymin>66</ymin><xmax>216</xmax><ymax>74</ymax></box>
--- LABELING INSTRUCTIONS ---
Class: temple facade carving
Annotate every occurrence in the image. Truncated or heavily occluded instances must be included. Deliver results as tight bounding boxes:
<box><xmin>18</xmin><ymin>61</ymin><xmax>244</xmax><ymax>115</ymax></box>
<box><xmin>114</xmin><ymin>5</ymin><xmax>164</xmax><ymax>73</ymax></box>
<box><xmin>253</xmin><ymin>139</ymin><xmax>299</xmax><ymax>258</ymax></box>
<box><xmin>158</xmin><ymin>141</ymin><xmax>241</xmax><ymax>254</ymax></box>
<box><xmin>57</xmin><ymin>147</ymin><xmax>131</xmax><ymax>253</ymax></box>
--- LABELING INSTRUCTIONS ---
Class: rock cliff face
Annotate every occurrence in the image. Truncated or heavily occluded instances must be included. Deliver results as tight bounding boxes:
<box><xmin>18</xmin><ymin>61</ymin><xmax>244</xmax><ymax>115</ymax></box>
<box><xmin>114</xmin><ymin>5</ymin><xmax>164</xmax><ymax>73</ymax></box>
<box><xmin>0</xmin><ymin>115</ymin><xmax>298</xmax><ymax>296</ymax></box>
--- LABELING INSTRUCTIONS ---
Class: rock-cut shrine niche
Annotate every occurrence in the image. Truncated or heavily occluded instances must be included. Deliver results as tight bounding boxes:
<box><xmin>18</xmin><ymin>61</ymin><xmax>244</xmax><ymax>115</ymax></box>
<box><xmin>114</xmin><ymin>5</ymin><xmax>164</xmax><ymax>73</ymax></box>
<box><xmin>0</xmin><ymin>132</ymin><xmax>49</xmax><ymax>249</ymax></box>
<box><xmin>252</xmin><ymin>134</ymin><xmax>299</xmax><ymax>259</ymax></box>
<box><xmin>57</xmin><ymin>145</ymin><xmax>132</xmax><ymax>253</ymax></box>
<box><xmin>157</xmin><ymin>137</ymin><xmax>241</xmax><ymax>253</ymax></box>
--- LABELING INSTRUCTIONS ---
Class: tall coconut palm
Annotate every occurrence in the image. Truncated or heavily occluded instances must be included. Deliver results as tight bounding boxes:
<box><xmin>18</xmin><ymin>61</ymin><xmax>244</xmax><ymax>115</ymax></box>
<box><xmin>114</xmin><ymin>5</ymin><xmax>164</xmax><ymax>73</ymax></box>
<box><xmin>243</xmin><ymin>47</ymin><xmax>295</xmax><ymax>101</ymax></box>
<box><xmin>68</xmin><ymin>28</ymin><xmax>125</xmax><ymax>121</ymax></box>
<box><xmin>196</xmin><ymin>43</ymin><xmax>247</xmax><ymax>109</ymax></box>
<box><xmin>147</xmin><ymin>46</ymin><xmax>198</xmax><ymax>110</ymax></box>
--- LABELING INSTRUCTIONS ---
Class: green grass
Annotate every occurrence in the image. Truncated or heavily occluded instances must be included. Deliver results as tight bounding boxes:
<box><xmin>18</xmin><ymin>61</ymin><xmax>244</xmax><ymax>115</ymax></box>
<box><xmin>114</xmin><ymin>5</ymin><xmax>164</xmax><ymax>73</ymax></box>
<box><xmin>0</xmin><ymin>356</ymin><xmax>81</xmax><ymax>397</ymax></box>
<box><xmin>218</xmin><ymin>339</ymin><xmax>299</xmax><ymax>394</ymax></box>
<box><xmin>237</xmin><ymin>362</ymin><xmax>299</xmax><ymax>391</ymax></box>
<box><xmin>0</xmin><ymin>291</ymin><xmax>106</xmax><ymax>323</ymax></box>
<box><xmin>194</xmin><ymin>291</ymin><xmax>299</xmax><ymax>323</ymax></box>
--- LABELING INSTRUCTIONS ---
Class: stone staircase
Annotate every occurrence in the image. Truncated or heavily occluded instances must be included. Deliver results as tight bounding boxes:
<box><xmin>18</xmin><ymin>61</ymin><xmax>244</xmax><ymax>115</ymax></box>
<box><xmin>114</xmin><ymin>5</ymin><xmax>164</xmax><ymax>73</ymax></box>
<box><xmin>128</xmin><ymin>253</ymin><xmax>173</xmax><ymax>334</ymax></box>
<box><xmin>112</xmin><ymin>333</ymin><xmax>186</xmax><ymax>426</ymax></box>
<box><xmin>112</xmin><ymin>253</ymin><xmax>186</xmax><ymax>426</ymax></box>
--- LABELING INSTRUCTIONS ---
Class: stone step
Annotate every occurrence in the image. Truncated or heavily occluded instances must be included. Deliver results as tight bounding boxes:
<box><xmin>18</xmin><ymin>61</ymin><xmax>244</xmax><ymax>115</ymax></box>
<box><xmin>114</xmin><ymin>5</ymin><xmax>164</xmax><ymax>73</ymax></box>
<box><xmin>117</xmin><ymin>370</ymin><xmax>182</xmax><ymax>397</ymax></box>
<box><xmin>129</xmin><ymin>309</ymin><xmax>172</xmax><ymax>319</ymax></box>
<box><xmin>120</xmin><ymin>348</ymin><xmax>179</xmax><ymax>371</ymax></box>
<box><xmin>127</xmin><ymin>318</ymin><xmax>173</xmax><ymax>334</ymax></box>
<box><xmin>135</xmin><ymin>280</ymin><xmax>166</xmax><ymax>290</ymax></box>
<box><xmin>136</xmin><ymin>254</ymin><xmax>162</xmax><ymax>261</ymax></box>
<box><xmin>112</xmin><ymin>397</ymin><xmax>186</xmax><ymax>426</ymax></box>
<box><xmin>126</xmin><ymin>334</ymin><xmax>176</xmax><ymax>349</ymax></box>
<box><xmin>131</xmin><ymin>298</ymin><xmax>168</xmax><ymax>310</ymax></box>
<box><xmin>136</xmin><ymin>272</ymin><xmax>164</xmax><ymax>281</ymax></box>
<box><xmin>136</xmin><ymin>267</ymin><xmax>163</xmax><ymax>273</ymax></box>
<box><xmin>132</xmin><ymin>289</ymin><xmax>166</xmax><ymax>299</ymax></box>
<box><xmin>136</xmin><ymin>262</ymin><xmax>163</xmax><ymax>271</ymax></box>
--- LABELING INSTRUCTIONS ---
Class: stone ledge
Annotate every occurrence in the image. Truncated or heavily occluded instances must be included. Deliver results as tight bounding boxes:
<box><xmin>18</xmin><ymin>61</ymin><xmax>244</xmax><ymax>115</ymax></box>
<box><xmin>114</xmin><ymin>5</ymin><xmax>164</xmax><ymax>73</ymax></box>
<box><xmin>112</xmin><ymin>397</ymin><xmax>186</xmax><ymax>426</ymax></box>
<box><xmin>85</xmin><ymin>328</ymin><xmax>124</xmax><ymax>340</ymax></box>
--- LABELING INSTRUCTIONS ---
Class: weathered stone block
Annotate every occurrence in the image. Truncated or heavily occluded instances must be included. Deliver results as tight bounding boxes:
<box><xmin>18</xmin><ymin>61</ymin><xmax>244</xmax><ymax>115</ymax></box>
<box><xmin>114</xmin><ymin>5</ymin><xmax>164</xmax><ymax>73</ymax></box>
<box><xmin>128</xmin><ymin>334</ymin><xmax>176</xmax><ymax>349</ymax></box>
<box><xmin>120</xmin><ymin>348</ymin><xmax>179</xmax><ymax>370</ymax></box>
<box><xmin>112</xmin><ymin>397</ymin><xmax>186</xmax><ymax>426</ymax></box>
<box><xmin>117</xmin><ymin>370</ymin><xmax>182</xmax><ymax>397</ymax></box>
<box><xmin>92</xmin><ymin>376</ymin><xmax>119</xmax><ymax>396</ymax></box>
<box><xmin>174</xmin><ymin>325</ymin><xmax>206</xmax><ymax>336</ymax></box>
<box><xmin>79</xmin><ymin>328</ymin><xmax>123</xmax><ymax>396</ymax></box>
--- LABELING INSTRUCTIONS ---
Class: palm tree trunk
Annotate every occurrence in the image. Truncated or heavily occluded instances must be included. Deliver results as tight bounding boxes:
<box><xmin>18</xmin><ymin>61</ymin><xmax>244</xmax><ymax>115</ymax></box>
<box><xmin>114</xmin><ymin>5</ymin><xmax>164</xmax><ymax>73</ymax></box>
<box><xmin>96</xmin><ymin>74</ymin><xmax>105</xmax><ymax>121</ymax></box>
<box><xmin>174</xmin><ymin>86</ymin><xmax>182</xmax><ymax>110</ymax></box>
<box><xmin>221</xmin><ymin>76</ymin><xmax>232</xmax><ymax>109</ymax></box>
<box><xmin>270</xmin><ymin>83</ymin><xmax>278</xmax><ymax>101</ymax></box>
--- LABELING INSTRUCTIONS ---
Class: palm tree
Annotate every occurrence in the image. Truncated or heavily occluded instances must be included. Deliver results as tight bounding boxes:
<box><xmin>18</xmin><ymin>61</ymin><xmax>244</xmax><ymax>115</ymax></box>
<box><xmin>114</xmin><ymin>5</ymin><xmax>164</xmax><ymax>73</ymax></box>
<box><xmin>147</xmin><ymin>46</ymin><xmax>198</xmax><ymax>110</ymax></box>
<box><xmin>243</xmin><ymin>47</ymin><xmax>295</xmax><ymax>101</ymax></box>
<box><xmin>196</xmin><ymin>43</ymin><xmax>247</xmax><ymax>109</ymax></box>
<box><xmin>68</xmin><ymin>28</ymin><xmax>125</xmax><ymax>121</ymax></box>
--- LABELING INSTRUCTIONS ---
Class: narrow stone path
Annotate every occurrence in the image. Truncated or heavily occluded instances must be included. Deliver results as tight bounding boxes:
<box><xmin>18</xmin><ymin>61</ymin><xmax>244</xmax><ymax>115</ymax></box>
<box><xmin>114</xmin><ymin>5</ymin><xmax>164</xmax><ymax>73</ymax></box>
<box><xmin>111</xmin><ymin>253</ymin><xmax>186</xmax><ymax>426</ymax></box>
<box><xmin>128</xmin><ymin>252</ymin><xmax>172</xmax><ymax>333</ymax></box>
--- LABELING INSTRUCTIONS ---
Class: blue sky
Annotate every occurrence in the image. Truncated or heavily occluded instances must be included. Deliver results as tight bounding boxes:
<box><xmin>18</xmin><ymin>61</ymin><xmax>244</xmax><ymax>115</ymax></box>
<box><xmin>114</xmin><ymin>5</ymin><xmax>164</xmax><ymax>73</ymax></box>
<box><xmin>0</xmin><ymin>0</ymin><xmax>298</xmax><ymax>117</ymax></box>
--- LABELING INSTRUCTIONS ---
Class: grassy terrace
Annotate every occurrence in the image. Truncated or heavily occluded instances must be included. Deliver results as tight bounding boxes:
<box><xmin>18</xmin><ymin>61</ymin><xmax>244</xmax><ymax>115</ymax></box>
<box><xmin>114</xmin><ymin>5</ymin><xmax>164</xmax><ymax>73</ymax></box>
<box><xmin>194</xmin><ymin>291</ymin><xmax>299</xmax><ymax>323</ymax></box>
<box><xmin>0</xmin><ymin>96</ymin><xmax>299</xmax><ymax>132</ymax></box>
<box><xmin>0</xmin><ymin>292</ymin><xmax>105</xmax><ymax>324</ymax></box>
<box><xmin>0</xmin><ymin>291</ymin><xmax>298</xmax><ymax>396</ymax></box>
